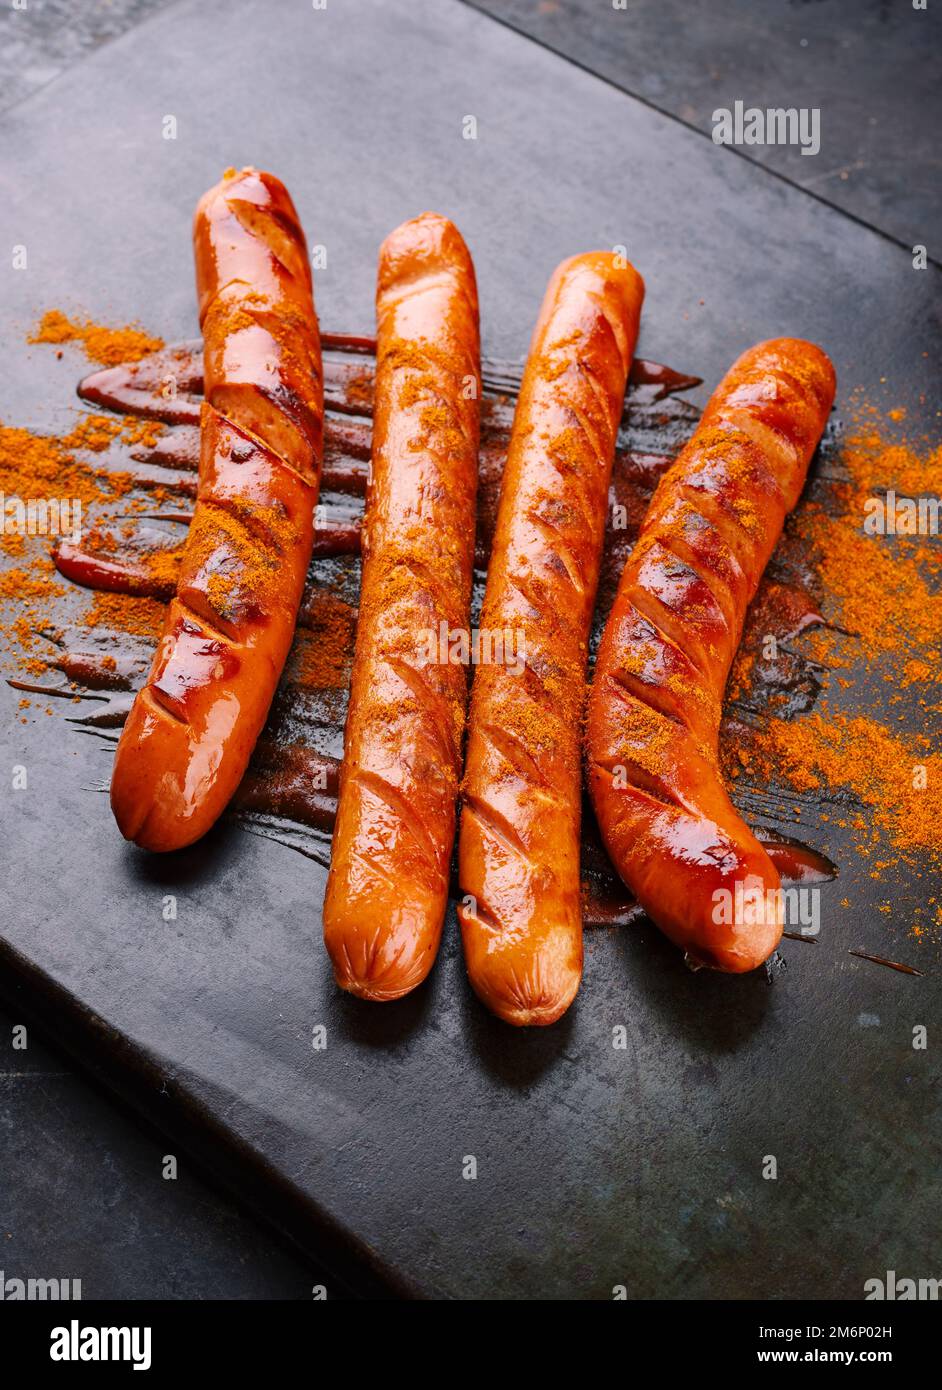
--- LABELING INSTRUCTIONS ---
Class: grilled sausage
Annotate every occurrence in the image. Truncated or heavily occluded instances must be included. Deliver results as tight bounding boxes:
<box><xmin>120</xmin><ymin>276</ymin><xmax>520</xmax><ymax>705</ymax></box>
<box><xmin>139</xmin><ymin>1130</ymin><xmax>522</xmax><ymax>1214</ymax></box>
<box><xmin>458</xmin><ymin>252</ymin><xmax>644</xmax><ymax>1025</ymax></box>
<box><xmin>323</xmin><ymin>213</ymin><xmax>480</xmax><ymax>1000</ymax></box>
<box><xmin>111</xmin><ymin>167</ymin><xmax>323</xmax><ymax>851</ymax></box>
<box><xmin>586</xmin><ymin>338</ymin><xmax>835</xmax><ymax>971</ymax></box>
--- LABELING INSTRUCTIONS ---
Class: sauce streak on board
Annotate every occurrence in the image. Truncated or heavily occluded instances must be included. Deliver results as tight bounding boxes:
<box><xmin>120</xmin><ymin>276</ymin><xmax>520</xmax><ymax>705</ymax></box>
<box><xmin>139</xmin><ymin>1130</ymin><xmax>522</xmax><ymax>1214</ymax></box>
<box><xmin>30</xmin><ymin>334</ymin><xmax>837</xmax><ymax>926</ymax></box>
<box><xmin>848</xmin><ymin>950</ymin><xmax>924</xmax><ymax>978</ymax></box>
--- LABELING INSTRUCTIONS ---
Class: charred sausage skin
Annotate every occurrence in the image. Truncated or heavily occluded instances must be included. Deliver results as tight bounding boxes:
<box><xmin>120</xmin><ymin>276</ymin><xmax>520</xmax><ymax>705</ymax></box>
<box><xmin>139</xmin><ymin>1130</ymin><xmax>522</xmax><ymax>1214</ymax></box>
<box><xmin>586</xmin><ymin>338</ymin><xmax>836</xmax><ymax>972</ymax></box>
<box><xmin>458</xmin><ymin>252</ymin><xmax>644</xmax><ymax>1025</ymax></box>
<box><xmin>323</xmin><ymin>213</ymin><xmax>481</xmax><ymax>1000</ymax></box>
<box><xmin>111</xmin><ymin>167</ymin><xmax>323</xmax><ymax>851</ymax></box>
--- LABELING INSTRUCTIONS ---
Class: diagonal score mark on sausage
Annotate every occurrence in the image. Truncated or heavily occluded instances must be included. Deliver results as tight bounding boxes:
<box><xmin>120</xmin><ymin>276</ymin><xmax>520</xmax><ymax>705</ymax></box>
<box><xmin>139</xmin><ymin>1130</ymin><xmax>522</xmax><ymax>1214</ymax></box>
<box><xmin>586</xmin><ymin>338</ymin><xmax>836</xmax><ymax>974</ymax></box>
<box><xmin>480</xmin><ymin>721</ymin><xmax>554</xmax><ymax>792</ymax></box>
<box><xmin>350</xmin><ymin>768</ymin><xmax>444</xmax><ymax>871</ymax></box>
<box><xmin>462</xmin><ymin>792</ymin><xmax>532</xmax><ymax>863</ymax></box>
<box><xmin>110</xmin><ymin>167</ymin><xmax>324</xmax><ymax>852</ymax></box>
<box><xmin>384</xmin><ymin>654</ymin><xmax>463</xmax><ymax>778</ymax></box>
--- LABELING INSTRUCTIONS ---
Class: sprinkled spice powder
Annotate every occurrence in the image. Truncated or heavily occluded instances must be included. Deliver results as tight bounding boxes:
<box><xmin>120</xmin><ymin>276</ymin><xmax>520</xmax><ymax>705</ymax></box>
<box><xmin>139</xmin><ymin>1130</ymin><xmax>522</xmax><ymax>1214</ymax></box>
<box><xmin>725</xmin><ymin>400</ymin><xmax>941</xmax><ymax>938</ymax></box>
<box><xmin>0</xmin><ymin>565</ymin><xmax>64</xmax><ymax>603</ymax></box>
<box><xmin>0</xmin><ymin>413</ymin><xmax>158</xmax><ymax>661</ymax></box>
<box><xmin>2</xmin><ymin>316</ymin><xmax>164</xmax><ymax>669</ymax></box>
<box><xmin>30</xmin><ymin>310</ymin><xmax>164</xmax><ymax>367</ymax></box>
<box><xmin>145</xmin><ymin>543</ymin><xmax>184</xmax><ymax>594</ymax></box>
<box><xmin>801</xmin><ymin>424</ymin><xmax>941</xmax><ymax>685</ymax></box>
<box><xmin>739</xmin><ymin>706</ymin><xmax>939</xmax><ymax>855</ymax></box>
<box><xmin>80</xmin><ymin>591</ymin><xmax>166</xmax><ymax>642</ymax></box>
<box><xmin>290</xmin><ymin>591</ymin><xmax>356</xmax><ymax>689</ymax></box>
<box><xmin>2</xmin><ymin>417</ymin><xmax>115</xmax><ymax>506</ymax></box>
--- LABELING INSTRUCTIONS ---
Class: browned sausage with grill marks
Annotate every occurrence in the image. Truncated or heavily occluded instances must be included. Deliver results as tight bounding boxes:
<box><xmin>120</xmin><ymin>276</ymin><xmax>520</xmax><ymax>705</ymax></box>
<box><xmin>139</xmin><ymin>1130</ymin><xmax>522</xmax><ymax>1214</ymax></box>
<box><xmin>458</xmin><ymin>252</ymin><xmax>644</xmax><ymax>1025</ymax></box>
<box><xmin>111</xmin><ymin>167</ymin><xmax>323</xmax><ymax>851</ymax></box>
<box><xmin>323</xmin><ymin>213</ymin><xmax>481</xmax><ymax>1000</ymax></box>
<box><xmin>586</xmin><ymin>338</ymin><xmax>835</xmax><ymax>972</ymax></box>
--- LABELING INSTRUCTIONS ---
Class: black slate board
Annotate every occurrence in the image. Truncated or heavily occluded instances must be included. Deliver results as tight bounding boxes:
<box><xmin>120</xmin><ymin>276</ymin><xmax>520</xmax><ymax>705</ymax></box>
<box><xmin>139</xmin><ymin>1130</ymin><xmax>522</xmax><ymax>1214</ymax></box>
<box><xmin>1</xmin><ymin>0</ymin><xmax>939</xmax><ymax>1299</ymax></box>
<box><xmin>468</xmin><ymin>0</ymin><xmax>942</xmax><ymax>250</ymax></box>
<box><xmin>0</xmin><ymin>995</ymin><xmax>327</xmax><ymax>1299</ymax></box>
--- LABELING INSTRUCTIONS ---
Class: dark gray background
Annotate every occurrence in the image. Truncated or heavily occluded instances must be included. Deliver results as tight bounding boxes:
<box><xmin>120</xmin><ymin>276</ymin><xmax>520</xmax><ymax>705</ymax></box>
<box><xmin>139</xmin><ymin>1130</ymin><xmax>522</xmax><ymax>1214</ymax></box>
<box><xmin>468</xmin><ymin>0</ymin><xmax>941</xmax><ymax>250</ymax></box>
<box><xmin>0</xmin><ymin>0</ymin><xmax>938</xmax><ymax>1300</ymax></box>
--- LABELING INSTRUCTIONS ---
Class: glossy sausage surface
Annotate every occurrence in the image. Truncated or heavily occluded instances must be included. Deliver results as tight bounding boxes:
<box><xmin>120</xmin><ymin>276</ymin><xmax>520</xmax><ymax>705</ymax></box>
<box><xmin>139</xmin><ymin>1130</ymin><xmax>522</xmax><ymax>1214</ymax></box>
<box><xmin>323</xmin><ymin>213</ymin><xmax>480</xmax><ymax>999</ymax></box>
<box><xmin>111</xmin><ymin>167</ymin><xmax>322</xmax><ymax>851</ymax></box>
<box><xmin>458</xmin><ymin>253</ymin><xmax>644</xmax><ymax>1025</ymax></box>
<box><xmin>586</xmin><ymin>338</ymin><xmax>835</xmax><ymax>971</ymax></box>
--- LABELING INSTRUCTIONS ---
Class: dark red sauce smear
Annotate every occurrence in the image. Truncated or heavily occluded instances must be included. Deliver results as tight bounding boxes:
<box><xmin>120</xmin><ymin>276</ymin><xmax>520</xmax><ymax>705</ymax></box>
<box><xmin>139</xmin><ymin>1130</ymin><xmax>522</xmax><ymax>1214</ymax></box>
<box><xmin>21</xmin><ymin>332</ymin><xmax>838</xmax><ymax>928</ymax></box>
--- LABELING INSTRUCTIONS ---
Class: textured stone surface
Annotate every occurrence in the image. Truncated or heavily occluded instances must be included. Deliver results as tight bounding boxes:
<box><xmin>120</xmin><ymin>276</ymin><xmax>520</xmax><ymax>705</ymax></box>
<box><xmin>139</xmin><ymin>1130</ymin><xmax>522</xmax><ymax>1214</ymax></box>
<box><xmin>0</xmin><ymin>999</ymin><xmax>325</xmax><ymax>1298</ymax></box>
<box><xmin>0</xmin><ymin>0</ymin><xmax>178</xmax><ymax>116</ymax></box>
<box><xmin>468</xmin><ymin>0</ymin><xmax>941</xmax><ymax>249</ymax></box>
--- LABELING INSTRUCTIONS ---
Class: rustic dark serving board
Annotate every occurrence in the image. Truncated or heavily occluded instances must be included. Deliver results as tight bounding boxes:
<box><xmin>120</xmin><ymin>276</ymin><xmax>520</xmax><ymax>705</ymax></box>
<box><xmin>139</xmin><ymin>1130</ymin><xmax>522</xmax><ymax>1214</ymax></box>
<box><xmin>0</xmin><ymin>0</ymin><xmax>939</xmax><ymax>1299</ymax></box>
<box><xmin>468</xmin><ymin>0</ymin><xmax>942</xmax><ymax>248</ymax></box>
